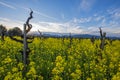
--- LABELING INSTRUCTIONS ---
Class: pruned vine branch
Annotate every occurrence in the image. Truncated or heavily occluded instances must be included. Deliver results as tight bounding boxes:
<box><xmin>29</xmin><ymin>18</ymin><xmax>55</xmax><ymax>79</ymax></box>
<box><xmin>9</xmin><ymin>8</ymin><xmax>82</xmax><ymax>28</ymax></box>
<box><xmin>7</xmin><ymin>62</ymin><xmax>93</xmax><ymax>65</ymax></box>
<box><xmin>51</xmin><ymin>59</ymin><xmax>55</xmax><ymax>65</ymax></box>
<box><xmin>10</xmin><ymin>36</ymin><xmax>23</xmax><ymax>43</ymax></box>
<box><xmin>26</xmin><ymin>9</ymin><xmax>33</xmax><ymax>25</ymax></box>
<box><xmin>26</xmin><ymin>9</ymin><xmax>33</xmax><ymax>34</ymax></box>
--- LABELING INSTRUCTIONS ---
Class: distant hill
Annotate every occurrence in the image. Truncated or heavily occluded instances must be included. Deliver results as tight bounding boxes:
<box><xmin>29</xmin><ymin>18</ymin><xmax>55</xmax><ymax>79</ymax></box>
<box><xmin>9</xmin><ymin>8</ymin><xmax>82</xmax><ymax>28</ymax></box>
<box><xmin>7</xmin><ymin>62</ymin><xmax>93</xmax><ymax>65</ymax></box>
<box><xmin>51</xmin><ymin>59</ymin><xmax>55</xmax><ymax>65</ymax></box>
<box><xmin>29</xmin><ymin>31</ymin><xmax>120</xmax><ymax>39</ymax></box>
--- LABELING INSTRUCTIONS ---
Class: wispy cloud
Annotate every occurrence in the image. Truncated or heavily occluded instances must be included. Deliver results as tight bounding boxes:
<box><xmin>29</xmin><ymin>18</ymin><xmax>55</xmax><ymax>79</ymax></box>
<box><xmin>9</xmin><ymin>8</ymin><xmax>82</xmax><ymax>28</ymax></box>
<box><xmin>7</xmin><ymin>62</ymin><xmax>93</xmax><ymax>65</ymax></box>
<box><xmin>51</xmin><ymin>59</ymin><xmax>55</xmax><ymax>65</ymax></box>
<box><xmin>34</xmin><ymin>10</ymin><xmax>58</xmax><ymax>20</ymax></box>
<box><xmin>0</xmin><ymin>1</ymin><xmax>16</xmax><ymax>9</ymax></box>
<box><xmin>0</xmin><ymin>17</ymin><xmax>23</xmax><ymax>30</ymax></box>
<box><xmin>107</xmin><ymin>8</ymin><xmax>120</xmax><ymax>20</ymax></box>
<box><xmin>94</xmin><ymin>16</ymin><xmax>105</xmax><ymax>22</ymax></box>
<box><xmin>79</xmin><ymin>0</ymin><xmax>95</xmax><ymax>11</ymax></box>
<box><xmin>73</xmin><ymin>17</ymin><xmax>92</xmax><ymax>23</ymax></box>
<box><xmin>22</xmin><ymin>7</ymin><xmax>58</xmax><ymax>20</ymax></box>
<box><xmin>71</xmin><ymin>8</ymin><xmax>120</xmax><ymax>35</ymax></box>
<box><xmin>0</xmin><ymin>17</ymin><xmax>11</xmax><ymax>22</ymax></box>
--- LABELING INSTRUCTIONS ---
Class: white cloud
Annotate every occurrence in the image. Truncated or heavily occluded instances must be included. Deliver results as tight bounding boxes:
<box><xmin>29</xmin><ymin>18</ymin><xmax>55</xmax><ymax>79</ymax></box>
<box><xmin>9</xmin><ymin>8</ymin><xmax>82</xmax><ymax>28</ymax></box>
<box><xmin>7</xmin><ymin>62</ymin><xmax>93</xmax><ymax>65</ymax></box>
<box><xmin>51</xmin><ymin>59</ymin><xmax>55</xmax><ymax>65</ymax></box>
<box><xmin>112</xmin><ymin>11</ymin><xmax>120</xmax><ymax>20</ymax></box>
<box><xmin>31</xmin><ymin>21</ymin><xmax>83</xmax><ymax>33</ymax></box>
<box><xmin>107</xmin><ymin>8</ymin><xmax>120</xmax><ymax>20</ymax></box>
<box><xmin>73</xmin><ymin>17</ymin><xmax>92</xmax><ymax>23</ymax></box>
<box><xmin>0</xmin><ymin>1</ymin><xmax>16</xmax><ymax>9</ymax></box>
<box><xmin>72</xmin><ymin>7</ymin><xmax>120</xmax><ymax>35</ymax></box>
<box><xmin>79</xmin><ymin>0</ymin><xmax>95</xmax><ymax>11</ymax></box>
<box><xmin>73</xmin><ymin>15</ymin><xmax>105</xmax><ymax>24</ymax></box>
<box><xmin>102</xmin><ymin>27</ymin><xmax>120</xmax><ymax>34</ymax></box>
<box><xmin>94</xmin><ymin>16</ymin><xmax>104</xmax><ymax>22</ymax></box>
<box><xmin>85</xmin><ymin>26</ymin><xmax>99</xmax><ymax>34</ymax></box>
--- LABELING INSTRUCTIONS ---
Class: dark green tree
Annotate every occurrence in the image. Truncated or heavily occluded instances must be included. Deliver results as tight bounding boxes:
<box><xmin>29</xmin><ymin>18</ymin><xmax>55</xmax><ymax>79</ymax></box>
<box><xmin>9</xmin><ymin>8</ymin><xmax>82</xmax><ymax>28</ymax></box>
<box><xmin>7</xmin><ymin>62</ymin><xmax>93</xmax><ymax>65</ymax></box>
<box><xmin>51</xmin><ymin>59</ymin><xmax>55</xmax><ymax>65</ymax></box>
<box><xmin>0</xmin><ymin>25</ymin><xmax>7</xmax><ymax>41</ymax></box>
<box><xmin>8</xmin><ymin>27</ymin><xmax>22</xmax><ymax>36</ymax></box>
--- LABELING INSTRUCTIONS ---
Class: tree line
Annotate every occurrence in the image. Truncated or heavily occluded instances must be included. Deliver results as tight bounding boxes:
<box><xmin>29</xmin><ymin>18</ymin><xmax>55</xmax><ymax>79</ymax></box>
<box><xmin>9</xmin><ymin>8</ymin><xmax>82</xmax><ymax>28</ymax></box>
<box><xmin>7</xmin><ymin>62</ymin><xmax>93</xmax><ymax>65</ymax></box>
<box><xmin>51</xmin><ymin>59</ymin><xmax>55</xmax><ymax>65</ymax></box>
<box><xmin>0</xmin><ymin>25</ymin><xmax>22</xmax><ymax>41</ymax></box>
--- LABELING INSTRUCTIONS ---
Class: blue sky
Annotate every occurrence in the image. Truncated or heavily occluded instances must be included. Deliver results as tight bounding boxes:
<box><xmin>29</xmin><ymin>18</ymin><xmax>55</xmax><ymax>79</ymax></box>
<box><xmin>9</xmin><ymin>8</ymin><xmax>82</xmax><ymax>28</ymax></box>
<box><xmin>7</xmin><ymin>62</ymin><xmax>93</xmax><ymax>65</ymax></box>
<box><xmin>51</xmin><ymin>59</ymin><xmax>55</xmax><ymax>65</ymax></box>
<box><xmin>0</xmin><ymin>0</ymin><xmax>120</xmax><ymax>36</ymax></box>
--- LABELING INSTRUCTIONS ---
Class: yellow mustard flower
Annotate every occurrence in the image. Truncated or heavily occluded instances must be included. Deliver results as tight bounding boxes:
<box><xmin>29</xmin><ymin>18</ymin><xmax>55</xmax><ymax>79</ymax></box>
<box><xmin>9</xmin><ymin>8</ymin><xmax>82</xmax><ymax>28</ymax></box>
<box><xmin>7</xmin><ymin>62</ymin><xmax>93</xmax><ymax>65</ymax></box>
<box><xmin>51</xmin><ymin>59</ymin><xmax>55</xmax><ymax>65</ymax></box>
<box><xmin>52</xmin><ymin>75</ymin><xmax>62</xmax><ymax>80</ymax></box>
<box><xmin>3</xmin><ymin>56</ymin><xmax>12</xmax><ymax>64</ymax></box>
<box><xmin>0</xmin><ymin>67</ymin><xmax>4</xmax><ymax>73</ymax></box>
<box><xmin>29</xmin><ymin>61</ymin><xmax>35</xmax><ymax>66</ymax></box>
<box><xmin>27</xmin><ymin>67</ymin><xmax>36</xmax><ymax>76</ymax></box>
<box><xmin>87</xmin><ymin>78</ymin><xmax>91</xmax><ymax>80</ymax></box>
<box><xmin>18</xmin><ymin>62</ymin><xmax>24</xmax><ymax>70</ymax></box>
<box><xmin>12</xmin><ymin>67</ymin><xmax>18</xmax><ymax>72</ymax></box>
<box><xmin>52</xmin><ymin>68</ymin><xmax>59</xmax><ymax>74</ymax></box>
<box><xmin>75</xmin><ymin>69</ymin><xmax>81</xmax><ymax>75</ymax></box>
<box><xmin>4</xmin><ymin>75</ymin><xmax>11</xmax><ymax>80</ymax></box>
<box><xmin>55</xmin><ymin>56</ymin><xmax>63</xmax><ymax>62</ymax></box>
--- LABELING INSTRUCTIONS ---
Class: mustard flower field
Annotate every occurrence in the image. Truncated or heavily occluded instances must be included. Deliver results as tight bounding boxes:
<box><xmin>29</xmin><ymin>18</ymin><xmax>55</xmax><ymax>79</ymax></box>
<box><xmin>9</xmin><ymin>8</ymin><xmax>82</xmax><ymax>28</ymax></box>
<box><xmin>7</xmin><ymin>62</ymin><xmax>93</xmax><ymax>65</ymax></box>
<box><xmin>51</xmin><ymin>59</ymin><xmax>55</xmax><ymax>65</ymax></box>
<box><xmin>0</xmin><ymin>37</ymin><xmax>120</xmax><ymax>80</ymax></box>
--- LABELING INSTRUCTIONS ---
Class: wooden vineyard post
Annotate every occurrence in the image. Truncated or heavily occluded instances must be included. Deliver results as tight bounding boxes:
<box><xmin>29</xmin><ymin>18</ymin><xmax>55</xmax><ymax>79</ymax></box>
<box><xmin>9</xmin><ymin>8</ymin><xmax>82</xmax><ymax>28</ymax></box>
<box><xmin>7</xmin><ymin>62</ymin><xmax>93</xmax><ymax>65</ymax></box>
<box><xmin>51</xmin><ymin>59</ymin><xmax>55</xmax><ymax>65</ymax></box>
<box><xmin>99</xmin><ymin>27</ymin><xmax>107</xmax><ymax>50</ymax></box>
<box><xmin>38</xmin><ymin>30</ymin><xmax>42</xmax><ymax>39</ymax></box>
<box><xmin>23</xmin><ymin>24</ymin><xmax>27</xmax><ymax>65</ymax></box>
<box><xmin>91</xmin><ymin>36</ymin><xmax>95</xmax><ymax>44</ymax></box>
<box><xmin>62</xmin><ymin>36</ymin><xmax>65</xmax><ymax>45</ymax></box>
<box><xmin>69</xmin><ymin>33</ymin><xmax>72</xmax><ymax>48</ymax></box>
